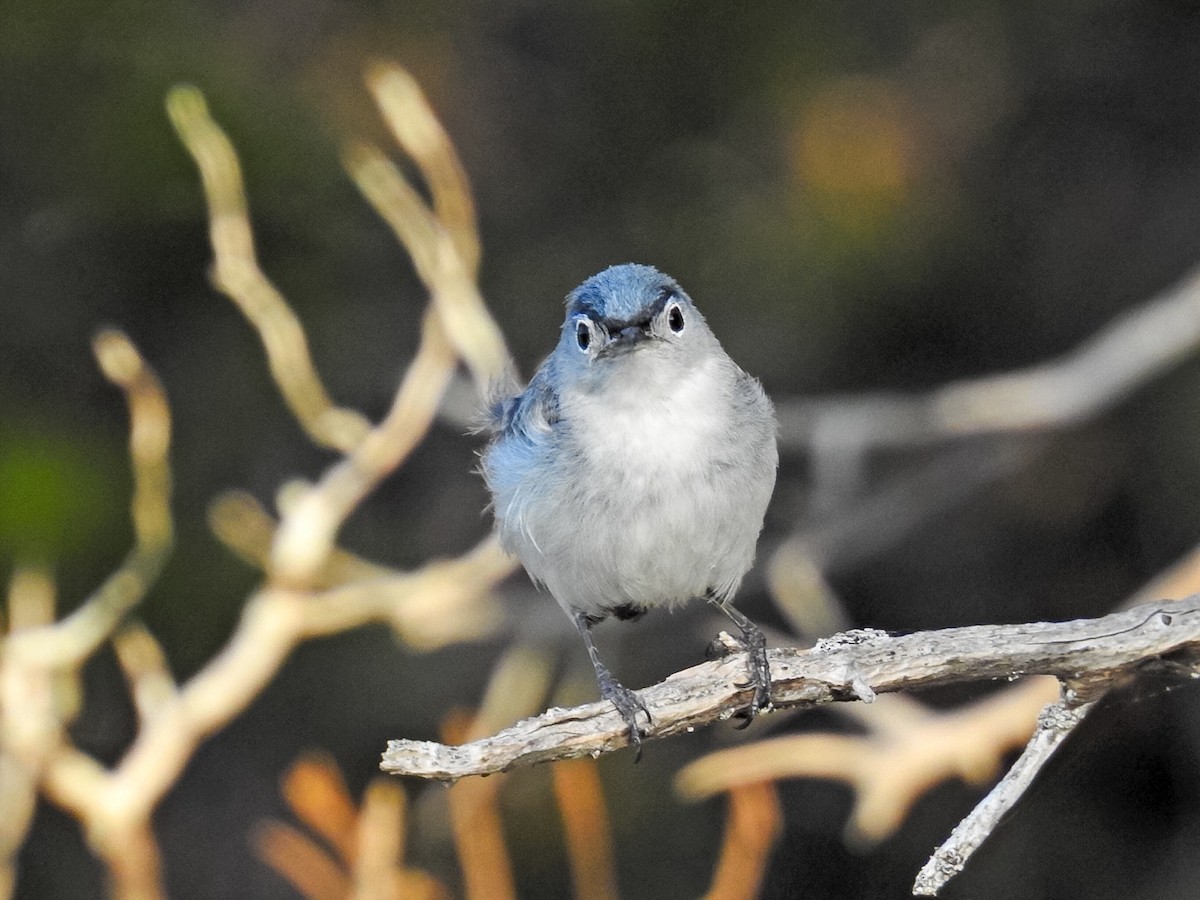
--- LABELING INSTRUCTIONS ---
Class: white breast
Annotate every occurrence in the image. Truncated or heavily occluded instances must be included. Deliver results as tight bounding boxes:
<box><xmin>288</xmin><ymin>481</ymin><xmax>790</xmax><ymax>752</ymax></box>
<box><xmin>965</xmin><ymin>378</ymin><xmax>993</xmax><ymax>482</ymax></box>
<box><xmin>566</xmin><ymin>354</ymin><xmax>729</xmax><ymax>480</ymax></box>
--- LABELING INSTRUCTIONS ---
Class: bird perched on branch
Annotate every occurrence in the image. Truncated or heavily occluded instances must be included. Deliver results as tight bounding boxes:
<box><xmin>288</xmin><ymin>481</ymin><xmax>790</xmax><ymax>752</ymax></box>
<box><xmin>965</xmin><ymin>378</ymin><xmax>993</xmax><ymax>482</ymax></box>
<box><xmin>481</xmin><ymin>264</ymin><xmax>778</xmax><ymax>753</ymax></box>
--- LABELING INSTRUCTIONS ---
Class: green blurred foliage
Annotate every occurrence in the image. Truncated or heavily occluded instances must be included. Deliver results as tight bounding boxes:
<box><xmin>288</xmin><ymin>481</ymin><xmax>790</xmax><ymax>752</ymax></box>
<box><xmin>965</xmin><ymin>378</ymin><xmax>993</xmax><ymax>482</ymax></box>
<box><xmin>0</xmin><ymin>424</ymin><xmax>122</xmax><ymax>563</ymax></box>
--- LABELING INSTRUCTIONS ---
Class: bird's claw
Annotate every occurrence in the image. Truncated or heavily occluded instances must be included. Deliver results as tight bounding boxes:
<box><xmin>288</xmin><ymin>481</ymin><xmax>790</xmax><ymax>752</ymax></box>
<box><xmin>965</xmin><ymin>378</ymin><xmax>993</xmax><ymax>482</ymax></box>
<box><xmin>597</xmin><ymin>669</ymin><xmax>651</xmax><ymax>761</ymax></box>
<box><xmin>728</xmin><ymin>625</ymin><xmax>772</xmax><ymax>721</ymax></box>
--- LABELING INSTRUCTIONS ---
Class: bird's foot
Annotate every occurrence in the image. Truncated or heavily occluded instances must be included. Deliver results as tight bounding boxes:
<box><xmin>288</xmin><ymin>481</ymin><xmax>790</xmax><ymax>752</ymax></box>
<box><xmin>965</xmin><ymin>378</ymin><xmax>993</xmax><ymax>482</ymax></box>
<box><xmin>727</xmin><ymin>624</ymin><xmax>772</xmax><ymax>729</ymax></box>
<box><xmin>706</xmin><ymin>596</ymin><xmax>773</xmax><ymax>727</ymax></box>
<box><xmin>596</xmin><ymin>667</ymin><xmax>651</xmax><ymax>760</ymax></box>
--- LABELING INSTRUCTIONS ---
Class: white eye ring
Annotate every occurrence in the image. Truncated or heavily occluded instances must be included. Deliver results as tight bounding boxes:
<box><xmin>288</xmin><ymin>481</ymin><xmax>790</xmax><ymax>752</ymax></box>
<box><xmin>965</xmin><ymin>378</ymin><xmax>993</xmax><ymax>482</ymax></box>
<box><xmin>575</xmin><ymin>318</ymin><xmax>594</xmax><ymax>351</ymax></box>
<box><xmin>667</xmin><ymin>303</ymin><xmax>685</xmax><ymax>333</ymax></box>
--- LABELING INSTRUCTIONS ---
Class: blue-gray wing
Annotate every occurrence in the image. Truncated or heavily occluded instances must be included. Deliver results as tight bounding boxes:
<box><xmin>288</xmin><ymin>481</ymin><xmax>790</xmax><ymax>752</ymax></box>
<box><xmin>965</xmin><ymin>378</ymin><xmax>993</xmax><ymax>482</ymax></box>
<box><xmin>480</xmin><ymin>363</ymin><xmax>562</xmax><ymax>578</ymax></box>
<box><xmin>481</xmin><ymin>363</ymin><xmax>560</xmax><ymax>505</ymax></box>
<box><xmin>489</xmin><ymin>363</ymin><xmax>559</xmax><ymax>440</ymax></box>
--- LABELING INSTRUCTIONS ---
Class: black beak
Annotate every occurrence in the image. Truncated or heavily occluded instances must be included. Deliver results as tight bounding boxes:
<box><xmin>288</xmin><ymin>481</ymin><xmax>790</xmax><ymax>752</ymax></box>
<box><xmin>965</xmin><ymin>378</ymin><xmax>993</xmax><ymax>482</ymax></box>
<box><xmin>602</xmin><ymin>322</ymin><xmax>651</xmax><ymax>355</ymax></box>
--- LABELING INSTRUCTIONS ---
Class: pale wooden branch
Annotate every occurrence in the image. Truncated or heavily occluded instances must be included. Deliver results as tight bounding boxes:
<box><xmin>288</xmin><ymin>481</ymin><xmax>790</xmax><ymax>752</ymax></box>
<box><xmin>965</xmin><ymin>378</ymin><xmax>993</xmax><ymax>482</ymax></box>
<box><xmin>364</xmin><ymin>62</ymin><xmax>481</xmax><ymax>275</ymax></box>
<box><xmin>0</xmin><ymin>333</ymin><xmax>176</xmax><ymax>900</ymax></box>
<box><xmin>112</xmin><ymin>621</ymin><xmax>178</xmax><ymax>724</ymax></box>
<box><xmin>2</xmin><ymin>70</ymin><xmax>515</xmax><ymax>900</ymax></box>
<box><xmin>165</xmin><ymin>85</ymin><xmax>372</xmax><ymax>454</ymax></box>
<box><xmin>381</xmin><ymin>598</ymin><xmax>1200</xmax><ymax>780</ymax></box>
<box><xmin>749</xmin><ymin>533</ymin><xmax>1200</xmax><ymax>851</ymax></box>
<box><xmin>898</xmin><ymin>546</ymin><xmax>1200</xmax><ymax>895</ymax></box>
<box><xmin>776</xmin><ymin>261</ymin><xmax>1200</xmax><ymax>449</ymax></box>
<box><xmin>207</xmin><ymin>490</ymin><xmax>398</xmax><ymax>589</ymax></box>
<box><xmin>0</xmin><ymin>568</ymin><xmax>60</xmax><ymax>899</ymax></box>
<box><xmin>343</xmin><ymin>142</ymin><xmax>509</xmax><ymax>393</ymax></box>
<box><xmin>269</xmin><ymin>306</ymin><xmax>460</xmax><ymax>584</ymax></box>
<box><xmin>271</xmin><ymin>67</ymin><xmax>513</xmax><ymax>587</ymax></box>
<box><xmin>9</xmin><ymin>331</ymin><xmax>173</xmax><ymax>670</ymax></box>
<box><xmin>912</xmin><ymin>692</ymin><xmax>1098</xmax><ymax>895</ymax></box>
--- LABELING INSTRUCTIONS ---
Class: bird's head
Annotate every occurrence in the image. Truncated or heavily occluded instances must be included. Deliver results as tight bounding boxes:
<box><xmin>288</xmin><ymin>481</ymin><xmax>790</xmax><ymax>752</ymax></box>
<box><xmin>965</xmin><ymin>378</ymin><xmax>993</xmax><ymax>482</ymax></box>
<box><xmin>553</xmin><ymin>264</ymin><xmax>714</xmax><ymax>387</ymax></box>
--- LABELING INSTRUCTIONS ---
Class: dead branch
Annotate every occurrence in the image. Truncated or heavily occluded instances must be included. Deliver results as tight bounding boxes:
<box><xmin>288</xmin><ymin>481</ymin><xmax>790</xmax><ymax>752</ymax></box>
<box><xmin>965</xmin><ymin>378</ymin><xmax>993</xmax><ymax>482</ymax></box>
<box><xmin>166</xmin><ymin>86</ymin><xmax>372</xmax><ymax>454</ymax></box>
<box><xmin>911</xmin><ymin>692</ymin><xmax>1098</xmax><ymax>895</ymax></box>
<box><xmin>384</xmin><ymin>599</ymin><xmax>1200</xmax><ymax>895</ymax></box>
<box><xmin>674</xmin><ymin>680</ymin><xmax>1062</xmax><ymax>846</ymax></box>
<box><xmin>898</xmin><ymin>546</ymin><xmax>1200</xmax><ymax>895</ymax></box>
<box><xmin>776</xmin><ymin>261</ymin><xmax>1200</xmax><ymax>450</ymax></box>
<box><xmin>0</xmin><ymin>65</ymin><xmax>518</xmax><ymax>900</ymax></box>
<box><xmin>381</xmin><ymin>597</ymin><xmax>1200</xmax><ymax>780</ymax></box>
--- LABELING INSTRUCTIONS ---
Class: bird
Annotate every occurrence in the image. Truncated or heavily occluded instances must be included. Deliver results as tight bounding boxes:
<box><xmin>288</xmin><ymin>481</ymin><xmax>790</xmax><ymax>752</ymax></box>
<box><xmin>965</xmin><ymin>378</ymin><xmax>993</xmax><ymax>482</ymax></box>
<box><xmin>480</xmin><ymin>263</ymin><xmax>778</xmax><ymax>753</ymax></box>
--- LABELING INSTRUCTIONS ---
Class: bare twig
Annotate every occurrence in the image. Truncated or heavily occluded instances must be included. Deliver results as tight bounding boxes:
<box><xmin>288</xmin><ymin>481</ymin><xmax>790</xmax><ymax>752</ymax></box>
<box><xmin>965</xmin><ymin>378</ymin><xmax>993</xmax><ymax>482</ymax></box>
<box><xmin>0</xmin><ymin>334</ymin><xmax>175</xmax><ymax>900</ymax></box>
<box><xmin>777</xmin><ymin>262</ymin><xmax>1200</xmax><ymax>450</ymax></box>
<box><xmin>0</xmin><ymin>568</ymin><xmax>60</xmax><ymax>899</ymax></box>
<box><xmin>1</xmin><ymin>70</ymin><xmax>516</xmax><ymax>900</ymax></box>
<box><xmin>112</xmin><ymin>621</ymin><xmax>177</xmax><ymax>724</ymax></box>
<box><xmin>0</xmin><ymin>333</ymin><xmax>175</xmax><ymax>900</ymax></box>
<box><xmin>9</xmin><ymin>332</ymin><xmax>173</xmax><ymax>670</ymax></box>
<box><xmin>364</xmin><ymin>62</ymin><xmax>481</xmax><ymax>275</ymax></box>
<box><xmin>343</xmin><ymin>142</ymin><xmax>509</xmax><ymax>392</ymax></box>
<box><xmin>912</xmin><ymin>693</ymin><xmax>1099</xmax><ymax>895</ymax></box>
<box><xmin>268</xmin><ymin>306</ymin><xmax>460</xmax><ymax>585</ymax></box>
<box><xmin>166</xmin><ymin>86</ymin><xmax>371</xmax><ymax>454</ymax></box>
<box><xmin>207</xmin><ymin>490</ymin><xmax>397</xmax><ymax>589</ymax></box>
<box><xmin>271</xmin><ymin>67</ymin><xmax>512</xmax><ymax>587</ymax></box>
<box><xmin>381</xmin><ymin>598</ymin><xmax>1200</xmax><ymax>778</ymax></box>
<box><xmin>898</xmin><ymin>544</ymin><xmax>1200</xmax><ymax>894</ymax></box>
<box><xmin>674</xmin><ymin>682</ymin><xmax>1061</xmax><ymax>846</ymax></box>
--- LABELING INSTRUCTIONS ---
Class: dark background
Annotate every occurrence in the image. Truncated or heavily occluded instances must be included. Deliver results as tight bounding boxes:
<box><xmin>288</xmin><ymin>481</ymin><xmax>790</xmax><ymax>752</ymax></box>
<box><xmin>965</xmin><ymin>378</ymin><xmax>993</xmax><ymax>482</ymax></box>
<box><xmin>6</xmin><ymin>1</ymin><xmax>1200</xmax><ymax>897</ymax></box>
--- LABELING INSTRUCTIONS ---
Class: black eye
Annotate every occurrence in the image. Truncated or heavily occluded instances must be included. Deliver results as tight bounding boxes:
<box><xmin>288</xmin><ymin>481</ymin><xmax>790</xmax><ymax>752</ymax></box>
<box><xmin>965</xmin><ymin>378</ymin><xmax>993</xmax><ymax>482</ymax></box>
<box><xmin>667</xmin><ymin>304</ymin><xmax>685</xmax><ymax>333</ymax></box>
<box><xmin>575</xmin><ymin>319</ymin><xmax>591</xmax><ymax>351</ymax></box>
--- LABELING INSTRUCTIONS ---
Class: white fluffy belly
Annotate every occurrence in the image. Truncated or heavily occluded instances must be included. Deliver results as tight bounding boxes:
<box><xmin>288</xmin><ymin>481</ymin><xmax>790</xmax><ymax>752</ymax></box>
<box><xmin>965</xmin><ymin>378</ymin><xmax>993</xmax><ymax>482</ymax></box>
<box><xmin>517</xmin><ymin>359</ymin><xmax>760</xmax><ymax>617</ymax></box>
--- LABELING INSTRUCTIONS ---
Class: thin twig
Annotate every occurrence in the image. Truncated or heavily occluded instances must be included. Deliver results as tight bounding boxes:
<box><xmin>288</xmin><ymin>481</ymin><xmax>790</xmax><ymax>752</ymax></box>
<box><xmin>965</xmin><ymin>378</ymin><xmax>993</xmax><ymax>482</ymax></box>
<box><xmin>343</xmin><ymin>142</ymin><xmax>510</xmax><ymax>392</ymax></box>
<box><xmin>777</xmin><ymin>262</ymin><xmax>1200</xmax><ymax>450</ymax></box>
<box><xmin>912</xmin><ymin>695</ymin><xmax>1098</xmax><ymax>895</ymax></box>
<box><xmin>10</xmin><ymin>331</ymin><xmax>173</xmax><ymax>670</ymax></box>
<box><xmin>365</xmin><ymin>61</ymin><xmax>481</xmax><ymax>275</ymax></box>
<box><xmin>269</xmin><ymin>307</ymin><xmax>460</xmax><ymax>585</ymax></box>
<box><xmin>166</xmin><ymin>85</ymin><xmax>371</xmax><ymax>453</ymax></box>
<box><xmin>675</xmin><ymin>680</ymin><xmax>1062</xmax><ymax>845</ymax></box>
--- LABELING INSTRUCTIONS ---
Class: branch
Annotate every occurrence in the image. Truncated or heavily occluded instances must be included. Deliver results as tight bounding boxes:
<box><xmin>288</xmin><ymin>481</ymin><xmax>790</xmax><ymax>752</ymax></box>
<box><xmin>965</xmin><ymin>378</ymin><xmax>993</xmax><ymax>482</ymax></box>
<box><xmin>776</xmin><ymin>261</ymin><xmax>1200</xmax><ymax>450</ymax></box>
<box><xmin>165</xmin><ymin>86</ymin><xmax>372</xmax><ymax>454</ymax></box>
<box><xmin>911</xmin><ymin>693</ymin><xmax>1097</xmax><ymax>895</ymax></box>
<box><xmin>380</xmin><ymin>598</ymin><xmax>1200</xmax><ymax>779</ymax></box>
<box><xmin>10</xmin><ymin>70</ymin><xmax>515</xmax><ymax>898</ymax></box>
<box><xmin>673</xmin><ymin>679</ymin><xmax>1062</xmax><ymax>846</ymax></box>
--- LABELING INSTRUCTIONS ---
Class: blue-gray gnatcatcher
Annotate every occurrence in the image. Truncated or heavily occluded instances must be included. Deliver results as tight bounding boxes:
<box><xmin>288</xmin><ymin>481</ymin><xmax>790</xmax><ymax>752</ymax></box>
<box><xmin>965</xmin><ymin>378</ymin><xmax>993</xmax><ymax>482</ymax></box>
<box><xmin>481</xmin><ymin>264</ymin><xmax>778</xmax><ymax>751</ymax></box>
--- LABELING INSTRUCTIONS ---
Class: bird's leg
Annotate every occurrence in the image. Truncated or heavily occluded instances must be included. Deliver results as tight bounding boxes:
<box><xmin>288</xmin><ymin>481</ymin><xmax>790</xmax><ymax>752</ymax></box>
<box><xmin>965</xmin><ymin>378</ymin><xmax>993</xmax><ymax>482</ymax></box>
<box><xmin>573</xmin><ymin>612</ymin><xmax>651</xmax><ymax>758</ymax></box>
<box><xmin>707</xmin><ymin>595</ymin><xmax>772</xmax><ymax>724</ymax></box>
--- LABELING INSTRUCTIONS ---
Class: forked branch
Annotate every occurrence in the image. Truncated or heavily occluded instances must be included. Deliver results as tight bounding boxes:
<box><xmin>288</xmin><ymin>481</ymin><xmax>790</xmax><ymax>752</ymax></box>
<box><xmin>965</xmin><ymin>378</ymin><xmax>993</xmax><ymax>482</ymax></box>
<box><xmin>382</xmin><ymin>599</ymin><xmax>1200</xmax><ymax>894</ymax></box>
<box><xmin>382</xmin><ymin>599</ymin><xmax>1200</xmax><ymax>778</ymax></box>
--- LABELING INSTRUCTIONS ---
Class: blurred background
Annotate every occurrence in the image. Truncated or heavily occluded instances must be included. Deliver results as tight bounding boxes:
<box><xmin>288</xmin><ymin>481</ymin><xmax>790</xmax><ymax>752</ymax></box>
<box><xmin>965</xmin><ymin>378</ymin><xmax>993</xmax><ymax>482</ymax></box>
<box><xmin>7</xmin><ymin>1</ymin><xmax>1200</xmax><ymax>897</ymax></box>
